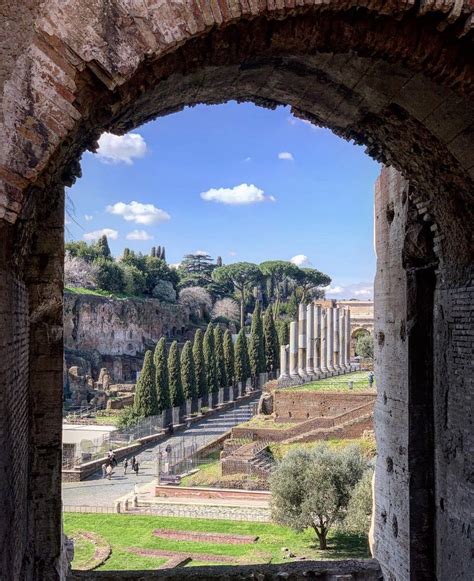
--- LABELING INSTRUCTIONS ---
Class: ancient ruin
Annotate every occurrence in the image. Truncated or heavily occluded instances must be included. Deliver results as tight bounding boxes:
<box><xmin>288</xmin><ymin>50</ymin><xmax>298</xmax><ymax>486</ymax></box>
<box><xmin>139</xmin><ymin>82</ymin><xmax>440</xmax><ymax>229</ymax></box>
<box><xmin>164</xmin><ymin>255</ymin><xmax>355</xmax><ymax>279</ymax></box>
<box><xmin>279</xmin><ymin>304</ymin><xmax>352</xmax><ymax>384</ymax></box>
<box><xmin>0</xmin><ymin>2</ymin><xmax>473</xmax><ymax>580</ymax></box>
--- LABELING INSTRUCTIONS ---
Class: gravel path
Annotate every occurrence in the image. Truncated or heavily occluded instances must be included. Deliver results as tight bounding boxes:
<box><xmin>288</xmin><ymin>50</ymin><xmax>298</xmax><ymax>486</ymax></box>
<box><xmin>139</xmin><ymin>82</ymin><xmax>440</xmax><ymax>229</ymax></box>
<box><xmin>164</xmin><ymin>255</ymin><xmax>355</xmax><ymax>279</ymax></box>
<box><xmin>62</xmin><ymin>396</ymin><xmax>259</xmax><ymax>508</ymax></box>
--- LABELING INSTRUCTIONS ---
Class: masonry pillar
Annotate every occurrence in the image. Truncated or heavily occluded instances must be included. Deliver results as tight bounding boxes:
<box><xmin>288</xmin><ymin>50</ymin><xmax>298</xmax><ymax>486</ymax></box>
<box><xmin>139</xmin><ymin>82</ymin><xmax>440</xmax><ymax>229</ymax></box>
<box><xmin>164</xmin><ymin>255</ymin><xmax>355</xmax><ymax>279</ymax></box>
<box><xmin>326</xmin><ymin>307</ymin><xmax>335</xmax><ymax>372</ymax></box>
<box><xmin>289</xmin><ymin>321</ymin><xmax>299</xmax><ymax>378</ymax></box>
<box><xmin>298</xmin><ymin>302</ymin><xmax>307</xmax><ymax>377</ymax></box>
<box><xmin>340</xmin><ymin>309</ymin><xmax>346</xmax><ymax>371</ymax></box>
<box><xmin>314</xmin><ymin>304</ymin><xmax>321</xmax><ymax>375</ymax></box>
<box><xmin>334</xmin><ymin>307</ymin><xmax>341</xmax><ymax>372</ymax></box>
<box><xmin>320</xmin><ymin>308</ymin><xmax>328</xmax><ymax>373</ymax></box>
<box><xmin>279</xmin><ymin>344</ymin><xmax>289</xmax><ymax>380</ymax></box>
<box><xmin>305</xmin><ymin>303</ymin><xmax>314</xmax><ymax>376</ymax></box>
<box><xmin>345</xmin><ymin>308</ymin><xmax>352</xmax><ymax>370</ymax></box>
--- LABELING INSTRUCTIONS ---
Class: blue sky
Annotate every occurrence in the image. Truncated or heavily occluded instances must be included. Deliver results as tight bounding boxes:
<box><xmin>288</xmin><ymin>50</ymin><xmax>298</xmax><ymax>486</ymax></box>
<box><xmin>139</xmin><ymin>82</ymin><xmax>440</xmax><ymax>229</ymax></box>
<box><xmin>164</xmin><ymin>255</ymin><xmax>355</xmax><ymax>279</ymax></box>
<box><xmin>66</xmin><ymin>102</ymin><xmax>379</xmax><ymax>299</ymax></box>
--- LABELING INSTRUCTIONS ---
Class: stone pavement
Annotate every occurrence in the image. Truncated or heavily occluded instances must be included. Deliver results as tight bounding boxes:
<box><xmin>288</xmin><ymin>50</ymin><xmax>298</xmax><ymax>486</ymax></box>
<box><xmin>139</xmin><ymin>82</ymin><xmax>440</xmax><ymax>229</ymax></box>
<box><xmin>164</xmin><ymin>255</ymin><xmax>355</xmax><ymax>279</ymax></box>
<box><xmin>62</xmin><ymin>396</ymin><xmax>258</xmax><ymax>508</ymax></box>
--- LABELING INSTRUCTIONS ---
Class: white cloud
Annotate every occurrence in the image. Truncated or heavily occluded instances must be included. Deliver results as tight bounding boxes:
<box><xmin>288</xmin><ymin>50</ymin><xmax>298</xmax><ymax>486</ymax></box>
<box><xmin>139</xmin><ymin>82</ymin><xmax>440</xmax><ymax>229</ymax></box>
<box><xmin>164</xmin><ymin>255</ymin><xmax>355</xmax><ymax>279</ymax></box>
<box><xmin>65</xmin><ymin>217</ymin><xmax>71</xmax><ymax>225</ymax></box>
<box><xmin>84</xmin><ymin>214</ymin><xmax>93</xmax><ymax>221</ymax></box>
<box><xmin>243</xmin><ymin>157</ymin><xmax>251</xmax><ymax>162</ymax></box>
<box><xmin>200</xmin><ymin>183</ymin><xmax>275</xmax><ymax>205</ymax></box>
<box><xmin>95</xmin><ymin>132</ymin><xmax>147</xmax><ymax>165</ymax></box>
<box><xmin>287</xmin><ymin>115</ymin><xmax>321</xmax><ymax>131</ymax></box>
<box><xmin>228</xmin><ymin>250</ymin><xmax>238</xmax><ymax>257</ymax></box>
<box><xmin>106</xmin><ymin>201</ymin><xmax>171</xmax><ymax>225</ymax></box>
<box><xmin>126</xmin><ymin>229</ymin><xmax>154</xmax><ymax>241</ymax></box>
<box><xmin>290</xmin><ymin>254</ymin><xmax>311</xmax><ymax>267</ymax></box>
<box><xmin>194</xmin><ymin>250</ymin><xmax>210</xmax><ymax>256</ymax></box>
<box><xmin>323</xmin><ymin>281</ymin><xmax>374</xmax><ymax>300</ymax></box>
<box><xmin>84</xmin><ymin>228</ymin><xmax>118</xmax><ymax>241</ymax></box>
<box><xmin>278</xmin><ymin>151</ymin><xmax>294</xmax><ymax>161</ymax></box>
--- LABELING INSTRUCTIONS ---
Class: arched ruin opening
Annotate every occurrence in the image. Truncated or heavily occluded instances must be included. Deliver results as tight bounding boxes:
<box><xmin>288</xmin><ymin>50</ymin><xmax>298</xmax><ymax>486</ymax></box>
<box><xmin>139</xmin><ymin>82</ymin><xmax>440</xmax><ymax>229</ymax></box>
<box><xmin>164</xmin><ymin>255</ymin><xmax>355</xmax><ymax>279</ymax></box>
<box><xmin>0</xmin><ymin>3</ymin><xmax>472</xmax><ymax>580</ymax></box>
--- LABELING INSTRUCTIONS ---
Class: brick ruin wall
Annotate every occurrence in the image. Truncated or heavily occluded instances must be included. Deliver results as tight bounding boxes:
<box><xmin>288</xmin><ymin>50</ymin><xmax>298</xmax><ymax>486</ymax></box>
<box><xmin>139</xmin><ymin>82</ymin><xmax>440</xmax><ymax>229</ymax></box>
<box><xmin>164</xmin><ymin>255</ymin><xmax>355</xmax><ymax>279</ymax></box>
<box><xmin>273</xmin><ymin>391</ymin><xmax>376</xmax><ymax>422</ymax></box>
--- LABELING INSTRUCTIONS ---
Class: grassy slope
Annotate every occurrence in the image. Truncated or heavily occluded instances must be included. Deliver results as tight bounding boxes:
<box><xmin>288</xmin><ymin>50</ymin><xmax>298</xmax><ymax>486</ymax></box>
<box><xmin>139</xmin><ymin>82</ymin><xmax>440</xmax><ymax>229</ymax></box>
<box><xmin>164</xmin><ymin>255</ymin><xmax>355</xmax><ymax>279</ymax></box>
<box><xmin>288</xmin><ymin>371</ymin><xmax>376</xmax><ymax>392</ymax></box>
<box><xmin>64</xmin><ymin>513</ymin><xmax>369</xmax><ymax>570</ymax></box>
<box><xmin>65</xmin><ymin>287</ymin><xmax>141</xmax><ymax>300</ymax></box>
<box><xmin>269</xmin><ymin>438</ymin><xmax>377</xmax><ymax>462</ymax></box>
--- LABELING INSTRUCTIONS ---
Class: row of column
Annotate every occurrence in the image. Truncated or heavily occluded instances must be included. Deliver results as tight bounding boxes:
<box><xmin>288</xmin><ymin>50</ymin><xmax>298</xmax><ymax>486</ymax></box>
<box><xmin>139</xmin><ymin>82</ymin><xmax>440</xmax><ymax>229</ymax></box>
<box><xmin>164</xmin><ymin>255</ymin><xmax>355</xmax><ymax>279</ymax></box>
<box><xmin>279</xmin><ymin>305</ymin><xmax>352</xmax><ymax>380</ymax></box>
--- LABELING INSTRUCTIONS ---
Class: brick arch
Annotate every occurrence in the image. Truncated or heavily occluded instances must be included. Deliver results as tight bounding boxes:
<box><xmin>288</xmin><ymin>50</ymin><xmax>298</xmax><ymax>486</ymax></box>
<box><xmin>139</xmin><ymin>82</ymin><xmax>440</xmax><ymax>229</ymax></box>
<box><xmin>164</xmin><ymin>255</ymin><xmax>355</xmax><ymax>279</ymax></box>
<box><xmin>0</xmin><ymin>2</ymin><xmax>473</xmax><ymax>580</ymax></box>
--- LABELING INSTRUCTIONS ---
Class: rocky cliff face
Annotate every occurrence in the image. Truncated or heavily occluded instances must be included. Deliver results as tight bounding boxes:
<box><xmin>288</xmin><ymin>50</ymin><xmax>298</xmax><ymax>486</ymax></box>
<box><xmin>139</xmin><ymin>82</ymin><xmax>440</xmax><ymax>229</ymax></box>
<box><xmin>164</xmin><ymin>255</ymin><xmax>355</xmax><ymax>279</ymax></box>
<box><xmin>64</xmin><ymin>292</ymin><xmax>190</xmax><ymax>356</ymax></box>
<box><xmin>64</xmin><ymin>292</ymin><xmax>191</xmax><ymax>384</ymax></box>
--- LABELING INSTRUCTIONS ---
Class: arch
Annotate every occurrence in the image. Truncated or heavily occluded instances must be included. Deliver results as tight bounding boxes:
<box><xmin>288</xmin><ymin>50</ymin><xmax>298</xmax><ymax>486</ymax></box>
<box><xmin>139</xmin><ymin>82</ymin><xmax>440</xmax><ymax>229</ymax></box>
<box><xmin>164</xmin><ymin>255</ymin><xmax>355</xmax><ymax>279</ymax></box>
<box><xmin>0</xmin><ymin>3</ymin><xmax>473</xmax><ymax>581</ymax></box>
<box><xmin>351</xmin><ymin>327</ymin><xmax>371</xmax><ymax>357</ymax></box>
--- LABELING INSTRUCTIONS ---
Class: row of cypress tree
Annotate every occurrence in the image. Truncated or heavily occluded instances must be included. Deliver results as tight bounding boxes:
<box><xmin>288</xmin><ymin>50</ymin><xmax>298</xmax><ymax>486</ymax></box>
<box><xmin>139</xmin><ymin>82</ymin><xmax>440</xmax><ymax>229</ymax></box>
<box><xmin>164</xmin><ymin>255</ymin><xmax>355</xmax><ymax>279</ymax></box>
<box><xmin>133</xmin><ymin>305</ymin><xmax>281</xmax><ymax>419</ymax></box>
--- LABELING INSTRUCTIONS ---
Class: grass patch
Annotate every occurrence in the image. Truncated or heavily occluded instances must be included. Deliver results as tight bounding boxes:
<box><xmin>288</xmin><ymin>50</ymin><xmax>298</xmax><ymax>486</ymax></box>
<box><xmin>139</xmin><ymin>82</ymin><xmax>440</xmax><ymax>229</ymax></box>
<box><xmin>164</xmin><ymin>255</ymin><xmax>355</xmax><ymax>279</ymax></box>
<box><xmin>180</xmin><ymin>452</ymin><xmax>221</xmax><ymax>487</ymax></box>
<box><xmin>63</xmin><ymin>513</ymin><xmax>370</xmax><ymax>570</ymax></box>
<box><xmin>65</xmin><ymin>287</ymin><xmax>142</xmax><ymax>300</ymax></box>
<box><xmin>238</xmin><ymin>416</ymin><xmax>294</xmax><ymax>430</ymax></box>
<box><xmin>70</xmin><ymin>534</ymin><xmax>96</xmax><ymax>569</ymax></box>
<box><xmin>288</xmin><ymin>371</ymin><xmax>376</xmax><ymax>393</ymax></box>
<box><xmin>269</xmin><ymin>438</ymin><xmax>377</xmax><ymax>462</ymax></box>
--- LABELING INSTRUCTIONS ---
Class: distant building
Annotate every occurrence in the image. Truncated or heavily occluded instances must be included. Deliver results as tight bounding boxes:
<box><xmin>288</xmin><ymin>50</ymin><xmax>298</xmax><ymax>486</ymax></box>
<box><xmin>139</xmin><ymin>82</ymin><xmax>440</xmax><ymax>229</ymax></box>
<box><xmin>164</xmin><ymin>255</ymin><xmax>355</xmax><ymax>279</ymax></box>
<box><xmin>315</xmin><ymin>299</ymin><xmax>374</xmax><ymax>356</ymax></box>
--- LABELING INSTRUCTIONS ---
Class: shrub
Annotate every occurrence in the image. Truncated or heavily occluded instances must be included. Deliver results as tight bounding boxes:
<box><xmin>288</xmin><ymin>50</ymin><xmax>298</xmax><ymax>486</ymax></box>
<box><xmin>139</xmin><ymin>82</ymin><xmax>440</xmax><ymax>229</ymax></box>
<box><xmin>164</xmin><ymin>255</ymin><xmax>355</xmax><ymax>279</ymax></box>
<box><xmin>152</xmin><ymin>280</ymin><xmax>177</xmax><ymax>302</ymax></box>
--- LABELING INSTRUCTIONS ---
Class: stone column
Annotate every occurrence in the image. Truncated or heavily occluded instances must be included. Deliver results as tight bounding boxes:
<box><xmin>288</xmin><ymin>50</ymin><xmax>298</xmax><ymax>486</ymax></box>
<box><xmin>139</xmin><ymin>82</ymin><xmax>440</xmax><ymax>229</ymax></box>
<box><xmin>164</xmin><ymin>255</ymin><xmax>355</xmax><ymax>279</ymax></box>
<box><xmin>306</xmin><ymin>303</ymin><xmax>314</xmax><ymax>376</ymax></box>
<box><xmin>279</xmin><ymin>345</ymin><xmax>289</xmax><ymax>380</ymax></box>
<box><xmin>320</xmin><ymin>308</ymin><xmax>328</xmax><ymax>373</ymax></box>
<box><xmin>345</xmin><ymin>308</ymin><xmax>352</xmax><ymax>370</ymax></box>
<box><xmin>326</xmin><ymin>307</ymin><xmax>335</xmax><ymax>372</ymax></box>
<box><xmin>334</xmin><ymin>307</ymin><xmax>341</xmax><ymax>372</ymax></box>
<box><xmin>339</xmin><ymin>309</ymin><xmax>346</xmax><ymax>372</ymax></box>
<box><xmin>289</xmin><ymin>321</ymin><xmax>299</xmax><ymax>378</ymax></box>
<box><xmin>298</xmin><ymin>302</ymin><xmax>307</xmax><ymax>377</ymax></box>
<box><xmin>314</xmin><ymin>305</ymin><xmax>322</xmax><ymax>375</ymax></box>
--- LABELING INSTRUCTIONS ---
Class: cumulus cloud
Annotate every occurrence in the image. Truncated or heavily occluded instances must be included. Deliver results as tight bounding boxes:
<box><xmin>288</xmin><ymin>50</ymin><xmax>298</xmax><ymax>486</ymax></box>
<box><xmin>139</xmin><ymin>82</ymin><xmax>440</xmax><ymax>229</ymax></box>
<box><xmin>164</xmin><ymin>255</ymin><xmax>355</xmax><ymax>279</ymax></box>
<box><xmin>200</xmin><ymin>183</ymin><xmax>275</xmax><ymax>205</ymax></box>
<box><xmin>95</xmin><ymin>132</ymin><xmax>147</xmax><ymax>165</ymax></box>
<box><xmin>278</xmin><ymin>151</ymin><xmax>294</xmax><ymax>161</ymax></box>
<box><xmin>126</xmin><ymin>229</ymin><xmax>154</xmax><ymax>241</ymax></box>
<box><xmin>287</xmin><ymin>115</ymin><xmax>321</xmax><ymax>131</ymax></box>
<box><xmin>290</xmin><ymin>254</ymin><xmax>311</xmax><ymax>267</ymax></box>
<box><xmin>106</xmin><ymin>201</ymin><xmax>171</xmax><ymax>225</ymax></box>
<box><xmin>84</xmin><ymin>228</ymin><xmax>118</xmax><ymax>241</ymax></box>
<box><xmin>324</xmin><ymin>281</ymin><xmax>374</xmax><ymax>300</ymax></box>
<box><xmin>84</xmin><ymin>214</ymin><xmax>93</xmax><ymax>221</ymax></box>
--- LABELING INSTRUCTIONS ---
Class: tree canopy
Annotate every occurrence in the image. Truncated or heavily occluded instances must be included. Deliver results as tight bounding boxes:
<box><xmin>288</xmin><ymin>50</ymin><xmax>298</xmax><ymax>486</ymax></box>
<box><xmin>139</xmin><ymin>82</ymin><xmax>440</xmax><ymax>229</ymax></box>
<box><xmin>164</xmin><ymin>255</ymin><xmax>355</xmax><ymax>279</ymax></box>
<box><xmin>270</xmin><ymin>444</ymin><xmax>366</xmax><ymax>549</ymax></box>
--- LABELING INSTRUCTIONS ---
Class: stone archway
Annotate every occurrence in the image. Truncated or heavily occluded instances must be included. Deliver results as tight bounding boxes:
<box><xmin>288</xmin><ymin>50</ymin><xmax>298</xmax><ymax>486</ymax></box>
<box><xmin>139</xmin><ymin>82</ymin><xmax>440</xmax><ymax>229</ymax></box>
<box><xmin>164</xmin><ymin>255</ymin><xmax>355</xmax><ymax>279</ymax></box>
<box><xmin>0</xmin><ymin>3</ymin><xmax>473</xmax><ymax>580</ymax></box>
<box><xmin>351</xmin><ymin>327</ymin><xmax>370</xmax><ymax>358</ymax></box>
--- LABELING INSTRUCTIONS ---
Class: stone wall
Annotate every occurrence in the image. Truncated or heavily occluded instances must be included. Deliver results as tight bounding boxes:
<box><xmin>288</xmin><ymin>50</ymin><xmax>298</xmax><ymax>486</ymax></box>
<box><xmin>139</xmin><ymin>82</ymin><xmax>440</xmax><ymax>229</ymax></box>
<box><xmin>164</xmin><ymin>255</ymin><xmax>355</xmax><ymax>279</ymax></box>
<box><xmin>274</xmin><ymin>390</ymin><xmax>375</xmax><ymax>422</ymax></box>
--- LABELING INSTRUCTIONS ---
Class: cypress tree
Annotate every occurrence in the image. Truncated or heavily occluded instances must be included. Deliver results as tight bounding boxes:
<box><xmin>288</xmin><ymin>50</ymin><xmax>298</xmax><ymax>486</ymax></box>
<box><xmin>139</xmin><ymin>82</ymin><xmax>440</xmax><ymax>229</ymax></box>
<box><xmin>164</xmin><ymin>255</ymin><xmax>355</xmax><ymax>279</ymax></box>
<box><xmin>277</xmin><ymin>319</ymin><xmax>289</xmax><ymax>347</ymax></box>
<box><xmin>192</xmin><ymin>329</ymin><xmax>207</xmax><ymax>398</ymax></box>
<box><xmin>264</xmin><ymin>307</ymin><xmax>280</xmax><ymax>372</ymax></box>
<box><xmin>204</xmin><ymin>322</ymin><xmax>219</xmax><ymax>394</ymax></box>
<box><xmin>168</xmin><ymin>341</ymin><xmax>185</xmax><ymax>407</ymax></box>
<box><xmin>214</xmin><ymin>325</ymin><xmax>227</xmax><ymax>388</ymax></box>
<box><xmin>249</xmin><ymin>301</ymin><xmax>266</xmax><ymax>382</ymax></box>
<box><xmin>154</xmin><ymin>338</ymin><xmax>171</xmax><ymax>412</ymax></box>
<box><xmin>234</xmin><ymin>328</ymin><xmax>251</xmax><ymax>385</ymax></box>
<box><xmin>134</xmin><ymin>350</ymin><xmax>158</xmax><ymax>417</ymax></box>
<box><xmin>181</xmin><ymin>341</ymin><xmax>197</xmax><ymax>400</ymax></box>
<box><xmin>161</xmin><ymin>246</ymin><xmax>166</xmax><ymax>261</ymax></box>
<box><xmin>223</xmin><ymin>329</ymin><xmax>235</xmax><ymax>387</ymax></box>
<box><xmin>96</xmin><ymin>234</ymin><xmax>111</xmax><ymax>258</ymax></box>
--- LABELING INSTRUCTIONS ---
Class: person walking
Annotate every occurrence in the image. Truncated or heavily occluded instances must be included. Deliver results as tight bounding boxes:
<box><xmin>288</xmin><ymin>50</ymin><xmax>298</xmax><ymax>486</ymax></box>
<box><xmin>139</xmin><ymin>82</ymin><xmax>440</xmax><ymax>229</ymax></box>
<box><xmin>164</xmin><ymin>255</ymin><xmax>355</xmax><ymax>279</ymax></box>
<box><xmin>134</xmin><ymin>460</ymin><xmax>139</xmax><ymax>476</ymax></box>
<box><xmin>106</xmin><ymin>463</ymin><xmax>113</xmax><ymax>480</ymax></box>
<box><xmin>131</xmin><ymin>456</ymin><xmax>136</xmax><ymax>471</ymax></box>
<box><xmin>123</xmin><ymin>458</ymin><xmax>128</xmax><ymax>475</ymax></box>
<box><xmin>368</xmin><ymin>371</ymin><xmax>375</xmax><ymax>388</ymax></box>
<box><xmin>101</xmin><ymin>463</ymin><xmax>107</xmax><ymax>479</ymax></box>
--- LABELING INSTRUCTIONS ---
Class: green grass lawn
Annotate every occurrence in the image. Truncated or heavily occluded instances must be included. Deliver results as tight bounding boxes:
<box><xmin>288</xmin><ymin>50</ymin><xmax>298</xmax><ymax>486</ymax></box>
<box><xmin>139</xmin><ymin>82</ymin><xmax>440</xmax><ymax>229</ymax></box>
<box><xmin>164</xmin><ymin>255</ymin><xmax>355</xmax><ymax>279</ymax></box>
<box><xmin>269</xmin><ymin>437</ymin><xmax>377</xmax><ymax>462</ymax></box>
<box><xmin>65</xmin><ymin>287</ymin><xmax>142</xmax><ymax>300</ymax></box>
<box><xmin>287</xmin><ymin>371</ymin><xmax>376</xmax><ymax>392</ymax></box>
<box><xmin>64</xmin><ymin>513</ymin><xmax>370</xmax><ymax>570</ymax></box>
<box><xmin>70</xmin><ymin>534</ymin><xmax>96</xmax><ymax>569</ymax></box>
<box><xmin>238</xmin><ymin>416</ymin><xmax>295</xmax><ymax>430</ymax></box>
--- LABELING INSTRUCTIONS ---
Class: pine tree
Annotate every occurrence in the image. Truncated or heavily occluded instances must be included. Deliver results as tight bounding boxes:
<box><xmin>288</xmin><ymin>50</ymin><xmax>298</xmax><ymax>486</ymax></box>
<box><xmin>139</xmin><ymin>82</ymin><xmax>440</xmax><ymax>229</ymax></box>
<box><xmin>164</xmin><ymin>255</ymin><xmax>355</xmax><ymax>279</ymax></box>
<box><xmin>234</xmin><ymin>328</ymin><xmax>251</xmax><ymax>385</ymax></box>
<box><xmin>181</xmin><ymin>341</ymin><xmax>197</xmax><ymax>400</ymax></box>
<box><xmin>134</xmin><ymin>350</ymin><xmax>158</xmax><ymax>417</ymax></box>
<box><xmin>96</xmin><ymin>234</ymin><xmax>111</xmax><ymax>258</ymax></box>
<box><xmin>204</xmin><ymin>322</ymin><xmax>218</xmax><ymax>394</ymax></box>
<box><xmin>214</xmin><ymin>325</ymin><xmax>227</xmax><ymax>388</ymax></box>
<box><xmin>168</xmin><ymin>341</ymin><xmax>185</xmax><ymax>407</ymax></box>
<box><xmin>264</xmin><ymin>307</ymin><xmax>280</xmax><ymax>372</ymax></box>
<box><xmin>154</xmin><ymin>338</ymin><xmax>171</xmax><ymax>412</ymax></box>
<box><xmin>223</xmin><ymin>329</ymin><xmax>235</xmax><ymax>386</ymax></box>
<box><xmin>192</xmin><ymin>329</ymin><xmax>207</xmax><ymax>399</ymax></box>
<box><xmin>249</xmin><ymin>301</ymin><xmax>266</xmax><ymax>382</ymax></box>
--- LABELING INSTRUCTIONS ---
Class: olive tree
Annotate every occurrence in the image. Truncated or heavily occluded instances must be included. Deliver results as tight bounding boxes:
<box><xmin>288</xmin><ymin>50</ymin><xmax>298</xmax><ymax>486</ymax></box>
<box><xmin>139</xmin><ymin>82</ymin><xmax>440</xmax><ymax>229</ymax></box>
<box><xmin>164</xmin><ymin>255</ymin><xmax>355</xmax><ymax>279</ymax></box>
<box><xmin>270</xmin><ymin>444</ymin><xmax>366</xmax><ymax>549</ymax></box>
<box><xmin>355</xmin><ymin>333</ymin><xmax>374</xmax><ymax>360</ymax></box>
